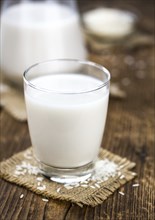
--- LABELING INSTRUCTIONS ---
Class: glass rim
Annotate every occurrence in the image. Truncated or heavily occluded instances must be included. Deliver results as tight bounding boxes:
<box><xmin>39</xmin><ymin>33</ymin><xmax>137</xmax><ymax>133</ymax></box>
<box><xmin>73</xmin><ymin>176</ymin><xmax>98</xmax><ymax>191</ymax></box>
<box><xmin>23</xmin><ymin>59</ymin><xmax>111</xmax><ymax>94</ymax></box>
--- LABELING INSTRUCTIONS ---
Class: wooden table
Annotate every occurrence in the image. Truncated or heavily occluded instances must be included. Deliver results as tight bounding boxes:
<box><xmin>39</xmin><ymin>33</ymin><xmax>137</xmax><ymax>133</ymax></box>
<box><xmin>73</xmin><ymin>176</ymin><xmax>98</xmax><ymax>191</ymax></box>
<box><xmin>0</xmin><ymin>0</ymin><xmax>154</xmax><ymax>219</ymax></box>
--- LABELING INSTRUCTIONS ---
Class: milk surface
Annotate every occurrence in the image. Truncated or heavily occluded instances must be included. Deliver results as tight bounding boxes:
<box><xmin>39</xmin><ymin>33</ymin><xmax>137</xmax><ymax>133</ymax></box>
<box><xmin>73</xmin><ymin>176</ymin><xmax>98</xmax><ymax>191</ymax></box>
<box><xmin>1</xmin><ymin>2</ymin><xmax>86</xmax><ymax>84</ymax></box>
<box><xmin>25</xmin><ymin>74</ymin><xmax>109</xmax><ymax>168</ymax></box>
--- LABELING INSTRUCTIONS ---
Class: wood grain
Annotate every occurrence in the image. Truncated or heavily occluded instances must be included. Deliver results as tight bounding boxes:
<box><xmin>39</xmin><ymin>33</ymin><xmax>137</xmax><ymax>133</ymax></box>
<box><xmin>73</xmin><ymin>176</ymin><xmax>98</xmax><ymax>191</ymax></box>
<box><xmin>0</xmin><ymin>0</ymin><xmax>154</xmax><ymax>219</ymax></box>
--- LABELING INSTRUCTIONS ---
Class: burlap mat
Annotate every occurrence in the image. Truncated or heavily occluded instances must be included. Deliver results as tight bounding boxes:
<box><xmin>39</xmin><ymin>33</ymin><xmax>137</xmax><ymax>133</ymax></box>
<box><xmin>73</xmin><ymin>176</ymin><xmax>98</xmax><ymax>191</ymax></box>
<box><xmin>0</xmin><ymin>147</ymin><xmax>136</xmax><ymax>207</ymax></box>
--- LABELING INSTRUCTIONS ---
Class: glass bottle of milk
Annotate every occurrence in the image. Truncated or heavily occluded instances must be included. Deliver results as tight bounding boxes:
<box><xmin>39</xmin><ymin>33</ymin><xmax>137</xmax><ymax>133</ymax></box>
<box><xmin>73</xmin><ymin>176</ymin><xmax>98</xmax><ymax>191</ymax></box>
<box><xmin>1</xmin><ymin>0</ymin><xmax>87</xmax><ymax>86</ymax></box>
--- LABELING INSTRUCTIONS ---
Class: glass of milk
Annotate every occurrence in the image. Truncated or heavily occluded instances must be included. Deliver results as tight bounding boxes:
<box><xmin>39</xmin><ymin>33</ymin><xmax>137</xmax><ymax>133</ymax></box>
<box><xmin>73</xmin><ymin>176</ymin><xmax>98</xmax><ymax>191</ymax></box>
<box><xmin>1</xmin><ymin>0</ymin><xmax>87</xmax><ymax>86</ymax></box>
<box><xmin>23</xmin><ymin>59</ymin><xmax>110</xmax><ymax>183</ymax></box>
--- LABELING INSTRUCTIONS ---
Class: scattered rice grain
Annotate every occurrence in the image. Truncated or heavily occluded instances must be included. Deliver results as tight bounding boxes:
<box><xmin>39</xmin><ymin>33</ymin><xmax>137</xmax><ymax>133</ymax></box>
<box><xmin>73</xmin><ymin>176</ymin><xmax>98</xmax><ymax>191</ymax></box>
<box><xmin>57</xmin><ymin>188</ymin><xmax>61</xmax><ymax>193</ymax></box>
<box><xmin>132</xmin><ymin>183</ymin><xmax>140</xmax><ymax>187</ymax></box>
<box><xmin>81</xmin><ymin>184</ymin><xmax>88</xmax><ymax>188</ymax></box>
<box><xmin>37</xmin><ymin>185</ymin><xmax>46</xmax><ymax>191</ymax></box>
<box><xmin>120</xmin><ymin>175</ymin><xmax>125</xmax><ymax>179</ymax></box>
<box><xmin>80</xmin><ymin>180</ymin><xmax>88</xmax><ymax>184</ymax></box>
<box><xmin>20</xmin><ymin>194</ymin><xmax>24</xmax><ymax>199</ymax></box>
<box><xmin>90</xmin><ymin>185</ymin><xmax>95</xmax><ymax>189</ymax></box>
<box><xmin>74</xmin><ymin>183</ymin><xmax>80</xmax><ymax>187</ymax></box>
<box><xmin>118</xmin><ymin>165</ymin><xmax>125</xmax><ymax>169</ymax></box>
<box><xmin>97</xmin><ymin>181</ymin><xmax>103</xmax><ymax>184</ymax></box>
<box><xmin>64</xmin><ymin>185</ymin><xmax>73</xmax><ymax>190</ymax></box>
<box><xmin>103</xmin><ymin>177</ymin><xmax>108</xmax><ymax>181</ymax></box>
<box><xmin>95</xmin><ymin>183</ymin><xmax>100</xmax><ymax>188</ymax></box>
<box><xmin>37</xmin><ymin>177</ymin><xmax>44</xmax><ymax>181</ymax></box>
<box><xmin>119</xmin><ymin>191</ymin><xmax>125</xmax><ymax>196</ymax></box>
<box><xmin>118</xmin><ymin>171</ymin><xmax>122</xmax><ymax>176</ymax></box>
<box><xmin>42</xmin><ymin>198</ymin><xmax>49</xmax><ymax>202</ymax></box>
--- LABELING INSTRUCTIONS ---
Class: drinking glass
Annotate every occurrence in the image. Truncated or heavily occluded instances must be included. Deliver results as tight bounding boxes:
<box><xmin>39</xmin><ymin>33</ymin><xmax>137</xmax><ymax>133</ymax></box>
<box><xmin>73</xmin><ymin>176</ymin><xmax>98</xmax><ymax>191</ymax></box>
<box><xmin>23</xmin><ymin>59</ymin><xmax>110</xmax><ymax>183</ymax></box>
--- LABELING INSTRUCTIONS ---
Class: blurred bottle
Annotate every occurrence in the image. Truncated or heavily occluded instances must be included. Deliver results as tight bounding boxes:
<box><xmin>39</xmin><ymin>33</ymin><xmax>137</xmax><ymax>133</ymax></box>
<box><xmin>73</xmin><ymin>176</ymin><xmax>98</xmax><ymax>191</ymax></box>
<box><xmin>1</xmin><ymin>0</ymin><xmax>87</xmax><ymax>86</ymax></box>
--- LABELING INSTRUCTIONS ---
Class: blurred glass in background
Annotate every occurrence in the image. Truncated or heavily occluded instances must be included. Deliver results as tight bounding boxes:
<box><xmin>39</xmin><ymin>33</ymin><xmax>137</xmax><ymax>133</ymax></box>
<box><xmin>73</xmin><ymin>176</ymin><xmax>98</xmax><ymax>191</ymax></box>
<box><xmin>0</xmin><ymin>0</ymin><xmax>87</xmax><ymax>86</ymax></box>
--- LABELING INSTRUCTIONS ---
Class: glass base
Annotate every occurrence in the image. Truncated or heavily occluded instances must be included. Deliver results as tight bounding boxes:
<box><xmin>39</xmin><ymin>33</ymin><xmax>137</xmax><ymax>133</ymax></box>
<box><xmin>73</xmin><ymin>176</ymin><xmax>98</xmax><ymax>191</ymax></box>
<box><xmin>38</xmin><ymin>160</ymin><xmax>95</xmax><ymax>184</ymax></box>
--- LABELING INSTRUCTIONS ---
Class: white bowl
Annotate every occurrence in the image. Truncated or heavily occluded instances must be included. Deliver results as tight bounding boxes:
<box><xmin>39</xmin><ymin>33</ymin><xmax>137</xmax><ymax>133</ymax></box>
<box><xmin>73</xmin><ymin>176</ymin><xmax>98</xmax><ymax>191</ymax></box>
<box><xmin>83</xmin><ymin>8</ymin><xmax>137</xmax><ymax>39</ymax></box>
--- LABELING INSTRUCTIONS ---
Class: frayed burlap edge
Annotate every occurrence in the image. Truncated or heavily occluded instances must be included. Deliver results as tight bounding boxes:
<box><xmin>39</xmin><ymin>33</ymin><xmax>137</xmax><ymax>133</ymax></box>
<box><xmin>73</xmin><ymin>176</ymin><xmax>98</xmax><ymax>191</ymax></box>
<box><xmin>0</xmin><ymin>147</ymin><xmax>136</xmax><ymax>207</ymax></box>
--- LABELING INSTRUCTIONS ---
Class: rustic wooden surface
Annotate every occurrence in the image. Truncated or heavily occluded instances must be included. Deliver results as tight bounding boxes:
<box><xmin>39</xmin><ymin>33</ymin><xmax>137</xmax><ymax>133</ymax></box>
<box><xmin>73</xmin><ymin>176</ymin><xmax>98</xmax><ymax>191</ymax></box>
<box><xmin>0</xmin><ymin>0</ymin><xmax>154</xmax><ymax>219</ymax></box>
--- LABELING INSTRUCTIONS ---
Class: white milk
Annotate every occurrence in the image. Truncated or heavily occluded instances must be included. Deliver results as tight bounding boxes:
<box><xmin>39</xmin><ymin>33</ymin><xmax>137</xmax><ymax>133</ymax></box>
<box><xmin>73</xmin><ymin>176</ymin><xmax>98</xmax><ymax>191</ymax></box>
<box><xmin>25</xmin><ymin>74</ymin><xmax>109</xmax><ymax>168</ymax></box>
<box><xmin>1</xmin><ymin>2</ymin><xmax>86</xmax><ymax>84</ymax></box>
